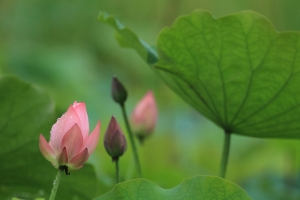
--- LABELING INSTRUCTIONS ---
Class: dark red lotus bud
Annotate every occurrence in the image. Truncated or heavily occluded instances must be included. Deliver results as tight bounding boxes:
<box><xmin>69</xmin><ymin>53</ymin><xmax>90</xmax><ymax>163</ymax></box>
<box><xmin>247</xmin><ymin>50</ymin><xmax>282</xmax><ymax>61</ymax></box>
<box><xmin>104</xmin><ymin>116</ymin><xmax>127</xmax><ymax>161</ymax></box>
<box><xmin>111</xmin><ymin>76</ymin><xmax>127</xmax><ymax>105</ymax></box>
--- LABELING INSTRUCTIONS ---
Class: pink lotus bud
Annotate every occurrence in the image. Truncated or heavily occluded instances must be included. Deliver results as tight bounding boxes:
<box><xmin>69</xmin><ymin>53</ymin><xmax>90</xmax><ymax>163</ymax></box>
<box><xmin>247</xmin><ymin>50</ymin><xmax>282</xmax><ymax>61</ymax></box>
<box><xmin>104</xmin><ymin>116</ymin><xmax>127</xmax><ymax>161</ymax></box>
<box><xmin>39</xmin><ymin>101</ymin><xmax>100</xmax><ymax>172</ymax></box>
<box><xmin>130</xmin><ymin>91</ymin><xmax>157</xmax><ymax>142</ymax></box>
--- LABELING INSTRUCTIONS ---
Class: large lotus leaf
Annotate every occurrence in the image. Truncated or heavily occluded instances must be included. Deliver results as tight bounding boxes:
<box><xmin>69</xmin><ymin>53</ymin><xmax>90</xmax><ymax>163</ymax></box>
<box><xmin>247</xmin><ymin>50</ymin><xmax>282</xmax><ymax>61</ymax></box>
<box><xmin>0</xmin><ymin>76</ymin><xmax>97</xmax><ymax>200</ymax></box>
<box><xmin>155</xmin><ymin>10</ymin><xmax>300</xmax><ymax>138</ymax></box>
<box><xmin>93</xmin><ymin>176</ymin><xmax>251</xmax><ymax>200</ymax></box>
<box><xmin>99</xmin><ymin>10</ymin><xmax>300</xmax><ymax>138</ymax></box>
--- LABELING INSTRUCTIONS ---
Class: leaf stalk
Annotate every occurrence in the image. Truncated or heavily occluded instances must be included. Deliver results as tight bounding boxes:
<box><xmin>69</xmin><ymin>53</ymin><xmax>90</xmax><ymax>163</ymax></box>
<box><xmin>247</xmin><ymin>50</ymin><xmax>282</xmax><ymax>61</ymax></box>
<box><xmin>219</xmin><ymin>131</ymin><xmax>231</xmax><ymax>178</ymax></box>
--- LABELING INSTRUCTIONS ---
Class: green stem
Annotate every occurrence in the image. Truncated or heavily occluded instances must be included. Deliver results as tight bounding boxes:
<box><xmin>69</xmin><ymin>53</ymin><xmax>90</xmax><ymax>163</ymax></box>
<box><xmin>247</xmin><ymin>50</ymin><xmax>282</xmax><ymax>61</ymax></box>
<box><xmin>219</xmin><ymin>131</ymin><xmax>231</xmax><ymax>178</ymax></box>
<box><xmin>49</xmin><ymin>167</ymin><xmax>63</xmax><ymax>200</ymax></box>
<box><xmin>115</xmin><ymin>157</ymin><xmax>120</xmax><ymax>183</ymax></box>
<box><xmin>120</xmin><ymin>104</ymin><xmax>142</xmax><ymax>177</ymax></box>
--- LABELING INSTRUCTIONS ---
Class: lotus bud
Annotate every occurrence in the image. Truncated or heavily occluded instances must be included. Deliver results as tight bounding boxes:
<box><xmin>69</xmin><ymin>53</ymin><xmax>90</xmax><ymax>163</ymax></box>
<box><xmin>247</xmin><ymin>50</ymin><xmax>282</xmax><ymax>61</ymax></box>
<box><xmin>111</xmin><ymin>76</ymin><xmax>127</xmax><ymax>105</ymax></box>
<box><xmin>130</xmin><ymin>91</ymin><xmax>157</xmax><ymax>143</ymax></box>
<box><xmin>104</xmin><ymin>116</ymin><xmax>127</xmax><ymax>161</ymax></box>
<box><xmin>39</xmin><ymin>101</ymin><xmax>100</xmax><ymax>174</ymax></box>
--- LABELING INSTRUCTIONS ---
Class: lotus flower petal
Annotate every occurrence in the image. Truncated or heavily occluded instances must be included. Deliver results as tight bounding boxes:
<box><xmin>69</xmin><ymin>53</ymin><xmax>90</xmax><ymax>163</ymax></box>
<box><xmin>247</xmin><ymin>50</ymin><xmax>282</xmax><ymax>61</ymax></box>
<box><xmin>83</xmin><ymin>121</ymin><xmax>100</xmax><ymax>155</ymax></box>
<box><xmin>39</xmin><ymin>134</ymin><xmax>56</xmax><ymax>163</ymax></box>
<box><xmin>61</xmin><ymin>124</ymin><xmax>83</xmax><ymax>160</ymax></box>
<box><xmin>72</xmin><ymin>102</ymin><xmax>89</xmax><ymax>140</ymax></box>
<box><xmin>50</xmin><ymin>105</ymin><xmax>81</xmax><ymax>154</ymax></box>
<box><xmin>57</xmin><ymin>147</ymin><xmax>68</xmax><ymax>165</ymax></box>
<box><xmin>69</xmin><ymin>148</ymin><xmax>89</xmax><ymax>170</ymax></box>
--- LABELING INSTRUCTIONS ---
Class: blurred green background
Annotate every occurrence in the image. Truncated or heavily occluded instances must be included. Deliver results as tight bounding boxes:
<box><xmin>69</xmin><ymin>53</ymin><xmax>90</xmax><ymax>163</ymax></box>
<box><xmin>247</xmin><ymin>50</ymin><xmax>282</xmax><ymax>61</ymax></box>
<box><xmin>1</xmin><ymin>0</ymin><xmax>300</xmax><ymax>199</ymax></box>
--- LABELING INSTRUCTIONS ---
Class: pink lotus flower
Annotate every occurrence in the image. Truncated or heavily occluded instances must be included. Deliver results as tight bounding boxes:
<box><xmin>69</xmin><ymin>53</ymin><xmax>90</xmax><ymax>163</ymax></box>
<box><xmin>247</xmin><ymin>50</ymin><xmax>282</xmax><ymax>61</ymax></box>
<box><xmin>39</xmin><ymin>101</ymin><xmax>100</xmax><ymax>171</ymax></box>
<box><xmin>130</xmin><ymin>91</ymin><xmax>157</xmax><ymax>142</ymax></box>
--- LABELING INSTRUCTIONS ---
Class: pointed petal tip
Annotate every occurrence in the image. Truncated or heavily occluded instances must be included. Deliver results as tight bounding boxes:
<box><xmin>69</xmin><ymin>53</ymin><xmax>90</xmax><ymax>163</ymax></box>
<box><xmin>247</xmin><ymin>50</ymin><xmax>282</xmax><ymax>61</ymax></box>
<box><xmin>69</xmin><ymin>148</ymin><xmax>89</xmax><ymax>170</ymax></box>
<box><xmin>61</xmin><ymin>123</ymin><xmax>83</xmax><ymax>160</ymax></box>
<box><xmin>39</xmin><ymin>134</ymin><xmax>56</xmax><ymax>162</ymax></box>
<box><xmin>73</xmin><ymin>101</ymin><xmax>84</xmax><ymax>107</ymax></box>
<box><xmin>58</xmin><ymin>147</ymin><xmax>68</xmax><ymax>165</ymax></box>
<box><xmin>72</xmin><ymin>101</ymin><xmax>89</xmax><ymax>137</ymax></box>
<box><xmin>84</xmin><ymin>121</ymin><xmax>100</xmax><ymax>155</ymax></box>
<box><xmin>146</xmin><ymin>90</ymin><xmax>154</xmax><ymax>95</ymax></box>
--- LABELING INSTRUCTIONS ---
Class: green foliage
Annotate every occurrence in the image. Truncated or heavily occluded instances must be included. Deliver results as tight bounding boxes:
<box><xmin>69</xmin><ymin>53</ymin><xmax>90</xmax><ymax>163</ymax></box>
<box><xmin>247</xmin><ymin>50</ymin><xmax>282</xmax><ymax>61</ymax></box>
<box><xmin>98</xmin><ymin>12</ymin><xmax>158</xmax><ymax>64</ymax></box>
<box><xmin>100</xmin><ymin>10</ymin><xmax>300</xmax><ymax>139</ymax></box>
<box><xmin>93</xmin><ymin>176</ymin><xmax>252</xmax><ymax>200</ymax></box>
<box><xmin>156</xmin><ymin>10</ymin><xmax>300</xmax><ymax>138</ymax></box>
<box><xmin>0</xmin><ymin>76</ymin><xmax>97</xmax><ymax>200</ymax></box>
<box><xmin>2</xmin><ymin>1</ymin><xmax>300</xmax><ymax>199</ymax></box>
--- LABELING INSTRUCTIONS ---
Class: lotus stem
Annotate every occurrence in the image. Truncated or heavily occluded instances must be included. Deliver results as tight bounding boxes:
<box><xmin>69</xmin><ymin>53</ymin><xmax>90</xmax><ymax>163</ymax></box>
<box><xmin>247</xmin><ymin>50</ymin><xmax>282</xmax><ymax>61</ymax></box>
<box><xmin>120</xmin><ymin>104</ymin><xmax>142</xmax><ymax>177</ymax></box>
<box><xmin>49</xmin><ymin>166</ymin><xmax>64</xmax><ymax>200</ymax></box>
<box><xmin>115</xmin><ymin>157</ymin><xmax>120</xmax><ymax>183</ymax></box>
<box><xmin>219</xmin><ymin>131</ymin><xmax>231</xmax><ymax>178</ymax></box>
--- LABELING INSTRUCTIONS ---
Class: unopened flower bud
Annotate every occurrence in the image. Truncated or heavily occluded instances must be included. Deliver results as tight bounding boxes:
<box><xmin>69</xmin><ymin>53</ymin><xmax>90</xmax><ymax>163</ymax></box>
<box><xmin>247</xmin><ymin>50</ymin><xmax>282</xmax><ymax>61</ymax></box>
<box><xmin>39</xmin><ymin>101</ymin><xmax>100</xmax><ymax>172</ymax></box>
<box><xmin>104</xmin><ymin>116</ymin><xmax>127</xmax><ymax>161</ymax></box>
<box><xmin>111</xmin><ymin>76</ymin><xmax>127</xmax><ymax>105</ymax></box>
<box><xmin>130</xmin><ymin>91</ymin><xmax>158</xmax><ymax>143</ymax></box>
